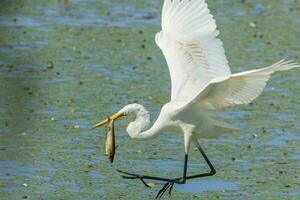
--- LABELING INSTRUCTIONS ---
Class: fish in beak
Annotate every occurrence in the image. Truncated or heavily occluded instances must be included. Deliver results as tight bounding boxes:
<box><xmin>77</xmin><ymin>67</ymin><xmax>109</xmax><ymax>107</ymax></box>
<box><xmin>91</xmin><ymin>112</ymin><xmax>124</xmax><ymax>163</ymax></box>
<box><xmin>105</xmin><ymin>118</ymin><xmax>115</xmax><ymax>163</ymax></box>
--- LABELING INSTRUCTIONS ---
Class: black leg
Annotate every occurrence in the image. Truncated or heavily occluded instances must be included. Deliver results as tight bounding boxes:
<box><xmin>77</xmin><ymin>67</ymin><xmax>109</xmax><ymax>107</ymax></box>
<box><xmin>117</xmin><ymin>169</ymin><xmax>176</xmax><ymax>183</ymax></box>
<box><xmin>155</xmin><ymin>154</ymin><xmax>189</xmax><ymax>198</ymax></box>
<box><xmin>117</xmin><ymin>140</ymin><xmax>216</xmax><ymax>198</ymax></box>
<box><xmin>184</xmin><ymin>143</ymin><xmax>216</xmax><ymax>180</ymax></box>
<box><xmin>155</xmin><ymin>144</ymin><xmax>216</xmax><ymax>198</ymax></box>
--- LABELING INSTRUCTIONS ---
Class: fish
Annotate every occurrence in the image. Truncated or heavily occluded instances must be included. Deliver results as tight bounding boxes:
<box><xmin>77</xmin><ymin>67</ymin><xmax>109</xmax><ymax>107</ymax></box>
<box><xmin>104</xmin><ymin>118</ymin><xmax>116</xmax><ymax>163</ymax></box>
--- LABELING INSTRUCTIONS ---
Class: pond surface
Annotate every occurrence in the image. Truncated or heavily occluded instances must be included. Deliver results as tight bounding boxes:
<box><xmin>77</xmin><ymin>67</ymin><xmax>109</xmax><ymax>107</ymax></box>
<box><xmin>0</xmin><ymin>0</ymin><xmax>299</xmax><ymax>199</ymax></box>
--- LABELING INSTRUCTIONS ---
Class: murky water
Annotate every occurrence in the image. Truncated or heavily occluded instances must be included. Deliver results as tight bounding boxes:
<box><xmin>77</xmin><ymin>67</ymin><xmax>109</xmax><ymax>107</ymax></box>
<box><xmin>0</xmin><ymin>0</ymin><xmax>299</xmax><ymax>199</ymax></box>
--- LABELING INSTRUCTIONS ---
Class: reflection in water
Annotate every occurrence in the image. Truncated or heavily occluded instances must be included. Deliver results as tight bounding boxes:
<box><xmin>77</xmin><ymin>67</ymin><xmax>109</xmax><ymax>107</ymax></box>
<box><xmin>175</xmin><ymin>179</ymin><xmax>237</xmax><ymax>193</ymax></box>
<box><xmin>291</xmin><ymin>154</ymin><xmax>300</xmax><ymax>160</ymax></box>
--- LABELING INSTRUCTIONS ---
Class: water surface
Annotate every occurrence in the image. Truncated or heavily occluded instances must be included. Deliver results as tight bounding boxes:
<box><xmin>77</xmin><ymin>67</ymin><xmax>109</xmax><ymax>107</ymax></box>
<box><xmin>0</xmin><ymin>0</ymin><xmax>299</xmax><ymax>199</ymax></box>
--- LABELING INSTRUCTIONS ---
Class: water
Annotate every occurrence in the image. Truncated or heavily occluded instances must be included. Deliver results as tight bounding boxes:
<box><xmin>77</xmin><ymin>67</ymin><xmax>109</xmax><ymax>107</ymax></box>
<box><xmin>175</xmin><ymin>179</ymin><xmax>237</xmax><ymax>193</ymax></box>
<box><xmin>1</xmin><ymin>0</ymin><xmax>300</xmax><ymax>199</ymax></box>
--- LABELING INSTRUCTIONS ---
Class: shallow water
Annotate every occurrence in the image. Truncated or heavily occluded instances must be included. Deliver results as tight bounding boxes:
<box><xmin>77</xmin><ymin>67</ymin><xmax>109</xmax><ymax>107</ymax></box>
<box><xmin>0</xmin><ymin>0</ymin><xmax>299</xmax><ymax>199</ymax></box>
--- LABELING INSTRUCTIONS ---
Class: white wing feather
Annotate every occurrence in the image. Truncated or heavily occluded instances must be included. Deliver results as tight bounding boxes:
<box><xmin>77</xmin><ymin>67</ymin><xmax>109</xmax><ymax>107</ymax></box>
<box><xmin>155</xmin><ymin>0</ymin><xmax>231</xmax><ymax>102</ymax></box>
<box><xmin>188</xmin><ymin>60</ymin><xmax>299</xmax><ymax>109</ymax></box>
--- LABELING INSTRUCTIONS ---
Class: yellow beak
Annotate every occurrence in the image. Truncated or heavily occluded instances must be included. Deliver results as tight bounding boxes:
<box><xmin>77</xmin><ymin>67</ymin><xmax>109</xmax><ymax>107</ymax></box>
<box><xmin>91</xmin><ymin>112</ymin><xmax>124</xmax><ymax>129</ymax></box>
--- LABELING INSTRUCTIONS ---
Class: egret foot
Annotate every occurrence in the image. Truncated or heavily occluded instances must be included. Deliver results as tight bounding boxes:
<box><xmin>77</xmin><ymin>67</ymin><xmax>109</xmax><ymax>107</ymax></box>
<box><xmin>155</xmin><ymin>178</ymin><xmax>186</xmax><ymax>199</ymax></box>
<box><xmin>156</xmin><ymin>181</ymin><xmax>174</xmax><ymax>199</ymax></box>
<box><xmin>117</xmin><ymin>169</ymin><xmax>152</xmax><ymax>188</ymax></box>
<box><xmin>117</xmin><ymin>142</ymin><xmax>216</xmax><ymax>198</ymax></box>
<box><xmin>117</xmin><ymin>169</ymin><xmax>187</xmax><ymax>198</ymax></box>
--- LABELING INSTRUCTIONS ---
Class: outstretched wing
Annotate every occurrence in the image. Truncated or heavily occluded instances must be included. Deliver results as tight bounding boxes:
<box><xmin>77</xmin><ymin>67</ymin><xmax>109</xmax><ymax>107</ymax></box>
<box><xmin>155</xmin><ymin>0</ymin><xmax>231</xmax><ymax>102</ymax></box>
<box><xmin>188</xmin><ymin>60</ymin><xmax>299</xmax><ymax>109</ymax></box>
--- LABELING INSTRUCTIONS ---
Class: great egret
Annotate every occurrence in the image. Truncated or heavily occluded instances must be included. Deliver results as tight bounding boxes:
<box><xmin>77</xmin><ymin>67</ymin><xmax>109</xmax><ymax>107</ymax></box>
<box><xmin>92</xmin><ymin>0</ymin><xmax>299</xmax><ymax>198</ymax></box>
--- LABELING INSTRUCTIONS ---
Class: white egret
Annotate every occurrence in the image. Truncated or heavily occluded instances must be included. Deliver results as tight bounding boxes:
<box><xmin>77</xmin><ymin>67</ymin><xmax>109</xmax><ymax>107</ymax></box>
<box><xmin>92</xmin><ymin>0</ymin><xmax>299</xmax><ymax>198</ymax></box>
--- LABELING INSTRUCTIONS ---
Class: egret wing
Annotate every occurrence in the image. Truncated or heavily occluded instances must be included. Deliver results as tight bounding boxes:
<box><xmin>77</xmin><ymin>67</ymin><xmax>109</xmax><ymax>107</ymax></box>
<box><xmin>155</xmin><ymin>0</ymin><xmax>231</xmax><ymax>102</ymax></box>
<box><xmin>188</xmin><ymin>60</ymin><xmax>299</xmax><ymax>109</ymax></box>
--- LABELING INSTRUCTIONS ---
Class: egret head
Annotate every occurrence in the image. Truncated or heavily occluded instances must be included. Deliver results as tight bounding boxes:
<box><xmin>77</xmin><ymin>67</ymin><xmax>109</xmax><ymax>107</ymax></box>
<box><xmin>91</xmin><ymin>103</ymin><xmax>146</xmax><ymax>129</ymax></box>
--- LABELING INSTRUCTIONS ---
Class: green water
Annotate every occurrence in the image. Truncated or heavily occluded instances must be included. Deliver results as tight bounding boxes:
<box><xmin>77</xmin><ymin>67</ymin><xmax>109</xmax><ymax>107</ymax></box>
<box><xmin>0</xmin><ymin>0</ymin><xmax>299</xmax><ymax>199</ymax></box>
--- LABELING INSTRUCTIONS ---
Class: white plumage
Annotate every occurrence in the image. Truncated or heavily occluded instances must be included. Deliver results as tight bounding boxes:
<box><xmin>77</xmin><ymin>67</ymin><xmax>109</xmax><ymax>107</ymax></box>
<box><xmin>93</xmin><ymin>0</ymin><xmax>299</xmax><ymax>146</ymax></box>
<box><xmin>188</xmin><ymin>60</ymin><xmax>299</xmax><ymax>109</ymax></box>
<box><xmin>92</xmin><ymin>1</ymin><xmax>299</xmax><ymax>195</ymax></box>
<box><xmin>156</xmin><ymin>0</ymin><xmax>231</xmax><ymax>102</ymax></box>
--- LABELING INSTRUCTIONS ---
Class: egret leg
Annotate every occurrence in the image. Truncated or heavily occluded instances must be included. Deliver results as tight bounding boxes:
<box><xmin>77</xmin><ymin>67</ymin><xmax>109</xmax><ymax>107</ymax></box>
<box><xmin>155</xmin><ymin>154</ymin><xmax>188</xmax><ymax>198</ymax></box>
<box><xmin>117</xmin><ymin>154</ymin><xmax>189</xmax><ymax>198</ymax></box>
<box><xmin>185</xmin><ymin>141</ymin><xmax>216</xmax><ymax>179</ymax></box>
<box><xmin>155</xmin><ymin>141</ymin><xmax>216</xmax><ymax>198</ymax></box>
<box><xmin>117</xmin><ymin>138</ymin><xmax>216</xmax><ymax>198</ymax></box>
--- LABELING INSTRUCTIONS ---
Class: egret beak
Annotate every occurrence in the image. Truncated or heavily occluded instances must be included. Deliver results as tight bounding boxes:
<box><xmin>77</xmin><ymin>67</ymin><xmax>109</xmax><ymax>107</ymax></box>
<box><xmin>91</xmin><ymin>112</ymin><xmax>125</xmax><ymax>129</ymax></box>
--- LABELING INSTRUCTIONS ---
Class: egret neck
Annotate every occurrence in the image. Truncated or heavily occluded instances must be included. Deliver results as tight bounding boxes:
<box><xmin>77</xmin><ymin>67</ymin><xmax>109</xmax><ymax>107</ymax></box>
<box><xmin>121</xmin><ymin>103</ymin><xmax>164</xmax><ymax>140</ymax></box>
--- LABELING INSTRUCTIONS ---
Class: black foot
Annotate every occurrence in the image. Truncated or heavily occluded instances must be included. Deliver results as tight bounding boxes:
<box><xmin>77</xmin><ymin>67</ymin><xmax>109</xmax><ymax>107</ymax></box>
<box><xmin>156</xmin><ymin>178</ymin><xmax>186</xmax><ymax>199</ymax></box>
<box><xmin>155</xmin><ymin>181</ymin><xmax>175</xmax><ymax>199</ymax></box>
<box><xmin>117</xmin><ymin>170</ymin><xmax>182</xmax><ymax>198</ymax></box>
<box><xmin>117</xmin><ymin>169</ymin><xmax>151</xmax><ymax>188</ymax></box>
